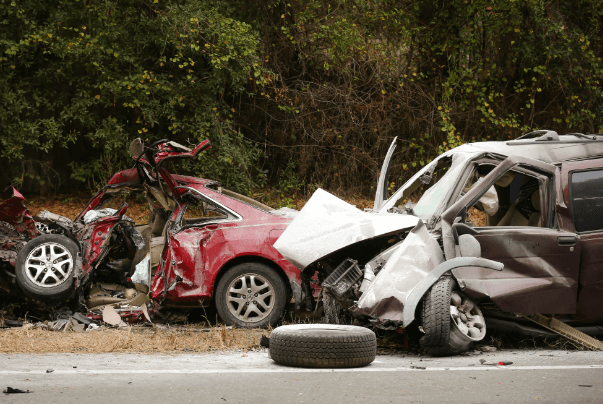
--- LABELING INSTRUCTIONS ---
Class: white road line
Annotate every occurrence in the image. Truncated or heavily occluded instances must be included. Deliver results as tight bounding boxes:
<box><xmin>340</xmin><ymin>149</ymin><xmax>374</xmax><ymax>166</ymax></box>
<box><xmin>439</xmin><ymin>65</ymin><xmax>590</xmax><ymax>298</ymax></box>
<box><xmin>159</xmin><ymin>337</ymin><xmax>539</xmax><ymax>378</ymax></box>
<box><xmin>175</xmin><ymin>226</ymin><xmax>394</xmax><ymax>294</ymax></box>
<box><xmin>0</xmin><ymin>365</ymin><xmax>602</xmax><ymax>375</ymax></box>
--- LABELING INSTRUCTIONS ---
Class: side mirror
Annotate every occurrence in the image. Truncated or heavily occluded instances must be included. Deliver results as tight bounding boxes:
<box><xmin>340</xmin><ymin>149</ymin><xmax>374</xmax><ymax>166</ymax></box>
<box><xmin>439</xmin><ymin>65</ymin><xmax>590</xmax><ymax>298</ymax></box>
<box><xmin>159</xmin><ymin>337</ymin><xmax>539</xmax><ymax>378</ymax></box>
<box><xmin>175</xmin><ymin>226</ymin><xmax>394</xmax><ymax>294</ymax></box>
<box><xmin>129</xmin><ymin>138</ymin><xmax>144</xmax><ymax>158</ymax></box>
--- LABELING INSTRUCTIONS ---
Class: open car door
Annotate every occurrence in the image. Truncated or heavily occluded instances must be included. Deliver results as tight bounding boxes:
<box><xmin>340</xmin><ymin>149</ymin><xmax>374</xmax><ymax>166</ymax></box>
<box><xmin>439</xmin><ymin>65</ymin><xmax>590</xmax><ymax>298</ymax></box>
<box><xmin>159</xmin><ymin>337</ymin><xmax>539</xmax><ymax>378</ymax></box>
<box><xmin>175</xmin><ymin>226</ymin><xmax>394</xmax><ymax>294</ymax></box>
<box><xmin>441</xmin><ymin>155</ymin><xmax>581</xmax><ymax>315</ymax></box>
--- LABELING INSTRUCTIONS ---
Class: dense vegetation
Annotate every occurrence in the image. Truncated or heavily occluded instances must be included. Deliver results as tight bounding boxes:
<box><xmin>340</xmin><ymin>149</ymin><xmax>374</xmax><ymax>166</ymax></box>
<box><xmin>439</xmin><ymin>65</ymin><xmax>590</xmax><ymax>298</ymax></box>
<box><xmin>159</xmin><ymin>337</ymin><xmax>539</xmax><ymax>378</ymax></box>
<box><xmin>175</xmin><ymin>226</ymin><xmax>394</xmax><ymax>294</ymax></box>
<box><xmin>2</xmin><ymin>0</ymin><xmax>602</xmax><ymax>199</ymax></box>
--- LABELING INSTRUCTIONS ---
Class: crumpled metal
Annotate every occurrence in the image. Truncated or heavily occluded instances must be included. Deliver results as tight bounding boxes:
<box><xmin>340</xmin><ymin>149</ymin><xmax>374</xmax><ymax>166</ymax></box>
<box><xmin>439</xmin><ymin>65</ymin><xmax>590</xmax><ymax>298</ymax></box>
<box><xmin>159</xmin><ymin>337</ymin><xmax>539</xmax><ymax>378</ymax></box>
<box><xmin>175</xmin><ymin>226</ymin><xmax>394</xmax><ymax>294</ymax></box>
<box><xmin>121</xmin><ymin>223</ymin><xmax>145</xmax><ymax>250</ymax></box>
<box><xmin>274</xmin><ymin>188</ymin><xmax>420</xmax><ymax>270</ymax></box>
<box><xmin>0</xmin><ymin>187</ymin><xmax>38</xmax><ymax>240</ymax></box>
<box><xmin>83</xmin><ymin>208</ymin><xmax>133</xmax><ymax>225</ymax></box>
<box><xmin>350</xmin><ymin>220</ymin><xmax>444</xmax><ymax>322</ymax></box>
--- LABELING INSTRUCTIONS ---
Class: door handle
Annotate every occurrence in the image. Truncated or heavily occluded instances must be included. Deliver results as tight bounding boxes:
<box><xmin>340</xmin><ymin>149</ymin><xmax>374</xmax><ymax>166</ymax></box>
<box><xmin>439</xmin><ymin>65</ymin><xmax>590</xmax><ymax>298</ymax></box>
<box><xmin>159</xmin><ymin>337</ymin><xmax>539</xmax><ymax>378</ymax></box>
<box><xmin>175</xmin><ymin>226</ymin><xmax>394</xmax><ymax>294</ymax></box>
<box><xmin>206</xmin><ymin>224</ymin><xmax>219</xmax><ymax>231</ymax></box>
<box><xmin>557</xmin><ymin>236</ymin><xmax>576</xmax><ymax>246</ymax></box>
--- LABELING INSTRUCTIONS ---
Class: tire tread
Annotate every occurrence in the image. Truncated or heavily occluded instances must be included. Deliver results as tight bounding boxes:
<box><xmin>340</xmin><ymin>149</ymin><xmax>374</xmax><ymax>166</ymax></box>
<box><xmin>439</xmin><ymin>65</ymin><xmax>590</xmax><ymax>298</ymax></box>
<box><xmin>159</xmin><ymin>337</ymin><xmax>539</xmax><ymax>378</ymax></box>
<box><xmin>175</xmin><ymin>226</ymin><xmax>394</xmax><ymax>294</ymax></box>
<box><xmin>269</xmin><ymin>326</ymin><xmax>376</xmax><ymax>368</ymax></box>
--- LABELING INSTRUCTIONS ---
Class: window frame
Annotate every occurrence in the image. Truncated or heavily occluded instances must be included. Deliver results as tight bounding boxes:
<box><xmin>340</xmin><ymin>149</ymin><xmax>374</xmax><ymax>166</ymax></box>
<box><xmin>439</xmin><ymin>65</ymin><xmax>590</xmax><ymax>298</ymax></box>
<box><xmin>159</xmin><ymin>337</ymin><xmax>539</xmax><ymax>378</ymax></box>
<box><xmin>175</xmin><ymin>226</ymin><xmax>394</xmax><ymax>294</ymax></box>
<box><xmin>569</xmin><ymin>168</ymin><xmax>603</xmax><ymax>235</ymax></box>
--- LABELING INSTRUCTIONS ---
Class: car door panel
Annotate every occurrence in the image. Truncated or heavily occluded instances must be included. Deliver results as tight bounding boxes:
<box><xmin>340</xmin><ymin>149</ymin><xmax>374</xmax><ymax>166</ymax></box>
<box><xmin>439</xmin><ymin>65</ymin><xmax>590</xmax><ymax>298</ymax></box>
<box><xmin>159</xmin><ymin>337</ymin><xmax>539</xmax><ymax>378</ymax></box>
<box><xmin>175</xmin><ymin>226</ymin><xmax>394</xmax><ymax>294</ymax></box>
<box><xmin>160</xmin><ymin>227</ymin><xmax>212</xmax><ymax>301</ymax></box>
<box><xmin>563</xmin><ymin>160</ymin><xmax>603</xmax><ymax>323</ymax></box>
<box><xmin>443</xmin><ymin>155</ymin><xmax>581</xmax><ymax>315</ymax></box>
<box><xmin>453</xmin><ymin>227</ymin><xmax>581</xmax><ymax>314</ymax></box>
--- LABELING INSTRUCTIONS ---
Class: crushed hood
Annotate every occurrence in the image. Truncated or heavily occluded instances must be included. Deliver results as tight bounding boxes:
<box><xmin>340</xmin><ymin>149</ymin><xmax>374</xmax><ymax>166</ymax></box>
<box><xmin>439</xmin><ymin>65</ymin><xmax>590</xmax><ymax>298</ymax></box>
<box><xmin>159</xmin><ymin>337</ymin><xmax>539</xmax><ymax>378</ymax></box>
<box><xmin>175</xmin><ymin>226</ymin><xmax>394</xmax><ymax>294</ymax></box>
<box><xmin>273</xmin><ymin>189</ymin><xmax>419</xmax><ymax>270</ymax></box>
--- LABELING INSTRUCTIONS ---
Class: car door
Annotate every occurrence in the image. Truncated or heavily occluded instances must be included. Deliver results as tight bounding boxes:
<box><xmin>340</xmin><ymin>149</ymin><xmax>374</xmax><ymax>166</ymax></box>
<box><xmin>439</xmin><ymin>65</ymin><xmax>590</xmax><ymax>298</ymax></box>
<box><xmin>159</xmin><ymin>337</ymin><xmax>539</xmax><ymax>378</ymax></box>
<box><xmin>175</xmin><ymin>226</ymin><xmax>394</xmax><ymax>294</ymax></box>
<box><xmin>443</xmin><ymin>156</ymin><xmax>581</xmax><ymax>315</ymax></box>
<box><xmin>151</xmin><ymin>188</ymin><xmax>240</xmax><ymax>302</ymax></box>
<box><xmin>563</xmin><ymin>160</ymin><xmax>603</xmax><ymax>323</ymax></box>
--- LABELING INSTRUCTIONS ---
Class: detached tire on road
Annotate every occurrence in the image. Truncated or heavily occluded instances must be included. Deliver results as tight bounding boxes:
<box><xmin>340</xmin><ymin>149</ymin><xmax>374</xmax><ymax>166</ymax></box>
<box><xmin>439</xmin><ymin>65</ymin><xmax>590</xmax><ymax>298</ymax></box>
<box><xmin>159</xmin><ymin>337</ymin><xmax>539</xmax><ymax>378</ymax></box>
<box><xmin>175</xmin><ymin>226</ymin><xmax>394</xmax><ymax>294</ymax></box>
<box><xmin>269</xmin><ymin>324</ymin><xmax>377</xmax><ymax>368</ymax></box>
<box><xmin>15</xmin><ymin>234</ymin><xmax>79</xmax><ymax>303</ymax></box>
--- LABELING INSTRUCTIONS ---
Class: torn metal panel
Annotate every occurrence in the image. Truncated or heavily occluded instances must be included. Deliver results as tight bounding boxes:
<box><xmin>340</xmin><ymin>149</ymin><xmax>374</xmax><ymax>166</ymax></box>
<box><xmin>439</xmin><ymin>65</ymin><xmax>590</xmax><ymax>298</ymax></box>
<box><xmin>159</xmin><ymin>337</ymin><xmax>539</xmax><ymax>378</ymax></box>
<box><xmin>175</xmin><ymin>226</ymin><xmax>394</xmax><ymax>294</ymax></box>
<box><xmin>0</xmin><ymin>187</ymin><xmax>38</xmax><ymax>241</ymax></box>
<box><xmin>351</xmin><ymin>220</ymin><xmax>444</xmax><ymax>322</ymax></box>
<box><xmin>35</xmin><ymin>210</ymin><xmax>76</xmax><ymax>232</ymax></box>
<box><xmin>274</xmin><ymin>188</ymin><xmax>419</xmax><ymax>270</ymax></box>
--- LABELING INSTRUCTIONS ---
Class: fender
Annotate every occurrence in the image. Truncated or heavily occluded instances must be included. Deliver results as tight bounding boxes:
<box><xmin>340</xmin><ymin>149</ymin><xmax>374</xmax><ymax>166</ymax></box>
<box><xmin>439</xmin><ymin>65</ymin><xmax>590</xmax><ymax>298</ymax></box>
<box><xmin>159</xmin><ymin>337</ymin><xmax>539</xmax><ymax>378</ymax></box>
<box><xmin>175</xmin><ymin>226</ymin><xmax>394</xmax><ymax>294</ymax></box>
<box><xmin>402</xmin><ymin>257</ymin><xmax>504</xmax><ymax>327</ymax></box>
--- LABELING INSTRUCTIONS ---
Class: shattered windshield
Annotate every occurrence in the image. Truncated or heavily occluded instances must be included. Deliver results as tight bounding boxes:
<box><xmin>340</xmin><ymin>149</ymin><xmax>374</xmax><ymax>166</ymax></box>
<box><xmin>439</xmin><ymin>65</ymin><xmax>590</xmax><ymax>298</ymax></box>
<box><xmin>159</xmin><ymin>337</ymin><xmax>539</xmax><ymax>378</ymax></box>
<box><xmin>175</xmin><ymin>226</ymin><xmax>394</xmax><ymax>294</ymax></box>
<box><xmin>380</xmin><ymin>146</ymin><xmax>481</xmax><ymax>224</ymax></box>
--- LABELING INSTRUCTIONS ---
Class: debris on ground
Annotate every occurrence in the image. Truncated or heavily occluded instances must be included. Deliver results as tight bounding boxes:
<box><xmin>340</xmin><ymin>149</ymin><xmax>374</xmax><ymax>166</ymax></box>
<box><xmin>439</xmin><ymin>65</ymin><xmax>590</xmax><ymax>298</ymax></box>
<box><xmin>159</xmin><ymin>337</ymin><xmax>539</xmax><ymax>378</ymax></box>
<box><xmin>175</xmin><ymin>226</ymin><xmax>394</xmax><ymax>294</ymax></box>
<box><xmin>3</xmin><ymin>387</ymin><xmax>31</xmax><ymax>394</ymax></box>
<box><xmin>522</xmin><ymin>314</ymin><xmax>603</xmax><ymax>351</ymax></box>
<box><xmin>260</xmin><ymin>335</ymin><xmax>270</xmax><ymax>348</ymax></box>
<box><xmin>479</xmin><ymin>359</ymin><xmax>513</xmax><ymax>366</ymax></box>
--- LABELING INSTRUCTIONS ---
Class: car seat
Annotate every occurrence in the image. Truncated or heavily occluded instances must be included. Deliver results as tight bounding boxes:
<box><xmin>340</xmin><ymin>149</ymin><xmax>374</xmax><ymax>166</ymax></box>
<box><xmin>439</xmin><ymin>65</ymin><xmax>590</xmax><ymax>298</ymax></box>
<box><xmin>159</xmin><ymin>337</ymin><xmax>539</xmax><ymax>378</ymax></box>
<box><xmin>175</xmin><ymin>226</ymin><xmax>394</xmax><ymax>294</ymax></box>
<box><xmin>149</xmin><ymin>208</ymin><xmax>168</xmax><ymax>237</ymax></box>
<box><xmin>497</xmin><ymin>179</ymin><xmax>541</xmax><ymax>227</ymax></box>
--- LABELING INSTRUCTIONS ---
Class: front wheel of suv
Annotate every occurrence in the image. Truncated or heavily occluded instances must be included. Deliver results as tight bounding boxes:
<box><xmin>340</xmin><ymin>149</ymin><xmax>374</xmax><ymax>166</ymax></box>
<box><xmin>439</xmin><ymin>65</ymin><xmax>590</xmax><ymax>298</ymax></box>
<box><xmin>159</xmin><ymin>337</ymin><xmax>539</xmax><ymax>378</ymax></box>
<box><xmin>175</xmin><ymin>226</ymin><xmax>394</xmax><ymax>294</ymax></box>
<box><xmin>215</xmin><ymin>263</ymin><xmax>287</xmax><ymax>328</ymax></box>
<box><xmin>419</xmin><ymin>276</ymin><xmax>486</xmax><ymax>356</ymax></box>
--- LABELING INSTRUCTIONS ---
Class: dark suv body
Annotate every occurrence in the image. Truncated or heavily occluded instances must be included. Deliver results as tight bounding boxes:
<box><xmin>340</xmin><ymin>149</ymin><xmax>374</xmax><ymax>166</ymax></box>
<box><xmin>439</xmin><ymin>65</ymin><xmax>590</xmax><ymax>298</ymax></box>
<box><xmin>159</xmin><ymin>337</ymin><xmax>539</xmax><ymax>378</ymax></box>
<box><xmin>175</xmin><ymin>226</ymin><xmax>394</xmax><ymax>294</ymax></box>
<box><xmin>275</xmin><ymin>130</ymin><xmax>603</xmax><ymax>355</ymax></box>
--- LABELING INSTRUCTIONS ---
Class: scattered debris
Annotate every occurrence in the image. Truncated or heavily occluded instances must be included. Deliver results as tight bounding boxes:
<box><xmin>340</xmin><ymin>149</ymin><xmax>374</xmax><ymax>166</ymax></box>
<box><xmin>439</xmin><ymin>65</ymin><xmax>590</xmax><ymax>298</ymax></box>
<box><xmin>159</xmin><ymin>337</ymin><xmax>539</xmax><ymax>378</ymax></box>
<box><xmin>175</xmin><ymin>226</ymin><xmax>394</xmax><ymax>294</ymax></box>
<box><xmin>410</xmin><ymin>366</ymin><xmax>426</xmax><ymax>369</ymax></box>
<box><xmin>101</xmin><ymin>306</ymin><xmax>128</xmax><ymax>328</ymax></box>
<box><xmin>46</xmin><ymin>369</ymin><xmax>54</xmax><ymax>373</ymax></box>
<box><xmin>479</xmin><ymin>359</ymin><xmax>513</xmax><ymax>366</ymax></box>
<box><xmin>260</xmin><ymin>335</ymin><xmax>270</xmax><ymax>348</ymax></box>
<box><xmin>3</xmin><ymin>387</ymin><xmax>31</xmax><ymax>394</ymax></box>
<box><xmin>522</xmin><ymin>314</ymin><xmax>603</xmax><ymax>351</ymax></box>
<box><xmin>479</xmin><ymin>345</ymin><xmax>497</xmax><ymax>352</ymax></box>
<box><xmin>461</xmin><ymin>350</ymin><xmax>483</xmax><ymax>356</ymax></box>
<box><xmin>3</xmin><ymin>320</ymin><xmax>23</xmax><ymax>328</ymax></box>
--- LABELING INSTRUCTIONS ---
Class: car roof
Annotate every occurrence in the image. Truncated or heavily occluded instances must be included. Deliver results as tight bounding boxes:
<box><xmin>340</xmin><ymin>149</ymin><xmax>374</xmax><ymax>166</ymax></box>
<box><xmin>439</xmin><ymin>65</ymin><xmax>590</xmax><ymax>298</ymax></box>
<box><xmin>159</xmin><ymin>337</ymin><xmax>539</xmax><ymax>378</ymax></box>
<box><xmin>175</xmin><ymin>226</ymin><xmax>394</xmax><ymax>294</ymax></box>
<box><xmin>468</xmin><ymin>134</ymin><xmax>603</xmax><ymax>164</ymax></box>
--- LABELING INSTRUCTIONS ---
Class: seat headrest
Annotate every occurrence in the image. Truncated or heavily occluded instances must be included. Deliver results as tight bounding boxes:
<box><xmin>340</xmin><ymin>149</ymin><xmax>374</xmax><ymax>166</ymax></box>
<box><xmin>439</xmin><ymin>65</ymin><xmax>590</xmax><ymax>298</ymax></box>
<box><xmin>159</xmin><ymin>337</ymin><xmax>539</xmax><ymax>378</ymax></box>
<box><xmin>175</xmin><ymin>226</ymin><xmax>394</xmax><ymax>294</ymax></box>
<box><xmin>495</xmin><ymin>172</ymin><xmax>515</xmax><ymax>187</ymax></box>
<box><xmin>458</xmin><ymin>234</ymin><xmax>481</xmax><ymax>258</ymax></box>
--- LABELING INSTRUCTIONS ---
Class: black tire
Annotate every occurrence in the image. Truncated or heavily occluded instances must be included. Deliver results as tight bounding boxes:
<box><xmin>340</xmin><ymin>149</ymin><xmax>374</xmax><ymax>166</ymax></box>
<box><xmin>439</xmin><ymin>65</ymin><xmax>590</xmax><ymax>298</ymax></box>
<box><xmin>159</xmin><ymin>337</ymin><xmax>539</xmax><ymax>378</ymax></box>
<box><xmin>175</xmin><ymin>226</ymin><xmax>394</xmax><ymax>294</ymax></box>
<box><xmin>419</xmin><ymin>276</ymin><xmax>472</xmax><ymax>357</ymax></box>
<box><xmin>15</xmin><ymin>234</ymin><xmax>79</xmax><ymax>303</ymax></box>
<box><xmin>269</xmin><ymin>324</ymin><xmax>376</xmax><ymax>368</ymax></box>
<box><xmin>215</xmin><ymin>262</ymin><xmax>287</xmax><ymax>328</ymax></box>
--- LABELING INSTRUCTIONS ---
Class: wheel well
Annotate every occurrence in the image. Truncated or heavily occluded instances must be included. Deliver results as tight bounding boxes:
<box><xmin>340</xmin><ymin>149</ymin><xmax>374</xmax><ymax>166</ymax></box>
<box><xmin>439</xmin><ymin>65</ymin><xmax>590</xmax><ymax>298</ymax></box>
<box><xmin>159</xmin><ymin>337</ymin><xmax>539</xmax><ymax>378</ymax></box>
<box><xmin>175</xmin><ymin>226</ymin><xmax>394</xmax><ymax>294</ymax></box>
<box><xmin>213</xmin><ymin>256</ymin><xmax>293</xmax><ymax>300</ymax></box>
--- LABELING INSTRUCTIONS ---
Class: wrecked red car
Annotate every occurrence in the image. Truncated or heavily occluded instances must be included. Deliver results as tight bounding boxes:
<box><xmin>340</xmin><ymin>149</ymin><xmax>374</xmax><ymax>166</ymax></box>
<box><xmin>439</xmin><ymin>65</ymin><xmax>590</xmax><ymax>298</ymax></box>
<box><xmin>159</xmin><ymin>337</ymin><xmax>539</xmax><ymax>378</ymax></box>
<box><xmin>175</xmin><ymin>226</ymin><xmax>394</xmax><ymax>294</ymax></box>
<box><xmin>275</xmin><ymin>130</ymin><xmax>603</xmax><ymax>355</ymax></box>
<box><xmin>0</xmin><ymin>139</ymin><xmax>300</xmax><ymax>328</ymax></box>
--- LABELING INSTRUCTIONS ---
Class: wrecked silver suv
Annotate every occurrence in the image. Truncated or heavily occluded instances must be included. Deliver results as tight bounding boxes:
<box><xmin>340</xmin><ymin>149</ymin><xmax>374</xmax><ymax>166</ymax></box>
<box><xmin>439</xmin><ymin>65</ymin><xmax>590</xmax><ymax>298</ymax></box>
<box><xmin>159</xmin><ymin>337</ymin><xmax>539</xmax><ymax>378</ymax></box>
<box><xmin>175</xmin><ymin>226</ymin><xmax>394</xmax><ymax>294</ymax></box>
<box><xmin>275</xmin><ymin>130</ymin><xmax>603</xmax><ymax>356</ymax></box>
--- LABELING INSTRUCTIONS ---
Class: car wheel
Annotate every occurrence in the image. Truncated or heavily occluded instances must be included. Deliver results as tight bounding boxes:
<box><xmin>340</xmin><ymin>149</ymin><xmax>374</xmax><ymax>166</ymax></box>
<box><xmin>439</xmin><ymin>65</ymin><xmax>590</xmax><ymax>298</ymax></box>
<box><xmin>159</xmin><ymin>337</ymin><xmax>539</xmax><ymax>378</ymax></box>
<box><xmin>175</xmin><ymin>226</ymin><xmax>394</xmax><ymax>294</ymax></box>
<box><xmin>419</xmin><ymin>276</ymin><xmax>486</xmax><ymax>357</ymax></box>
<box><xmin>269</xmin><ymin>324</ymin><xmax>376</xmax><ymax>368</ymax></box>
<box><xmin>215</xmin><ymin>263</ymin><xmax>287</xmax><ymax>328</ymax></box>
<box><xmin>15</xmin><ymin>234</ymin><xmax>79</xmax><ymax>303</ymax></box>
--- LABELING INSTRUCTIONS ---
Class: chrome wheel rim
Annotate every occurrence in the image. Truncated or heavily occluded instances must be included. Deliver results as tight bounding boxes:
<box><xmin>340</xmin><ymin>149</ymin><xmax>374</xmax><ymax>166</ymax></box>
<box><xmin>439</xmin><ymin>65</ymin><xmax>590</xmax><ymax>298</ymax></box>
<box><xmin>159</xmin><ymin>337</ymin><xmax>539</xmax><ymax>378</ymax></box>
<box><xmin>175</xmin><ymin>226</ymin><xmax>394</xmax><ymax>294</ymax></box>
<box><xmin>24</xmin><ymin>242</ymin><xmax>74</xmax><ymax>287</ymax></box>
<box><xmin>226</xmin><ymin>273</ymin><xmax>275</xmax><ymax>323</ymax></box>
<box><xmin>450</xmin><ymin>291</ymin><xmax>486</xmax><ymax>341</ymax></box>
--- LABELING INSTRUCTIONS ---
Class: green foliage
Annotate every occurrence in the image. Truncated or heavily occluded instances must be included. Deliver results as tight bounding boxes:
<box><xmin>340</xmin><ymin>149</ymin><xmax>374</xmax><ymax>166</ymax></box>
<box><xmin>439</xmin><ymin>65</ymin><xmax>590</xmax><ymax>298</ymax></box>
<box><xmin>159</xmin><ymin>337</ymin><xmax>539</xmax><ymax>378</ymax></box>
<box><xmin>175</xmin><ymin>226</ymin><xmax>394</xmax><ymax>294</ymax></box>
<box><xmin>275</xmin><ymin>160</ymin><xmax>302</xmax><ymax>208</ymax></box>
<box><xmin>0</xmin><ymin>0</ymin><xmax>267</xmax><ymax>193</ymax></box>
<box><xmin>248</xmin><ymin>0</ymin><xmax>603</xmax><ymax>194</ymax></box>
<box><xmin>2</xmin><ymin>0</ymin><xmax>603</xmax><ymax>197</ymax></box>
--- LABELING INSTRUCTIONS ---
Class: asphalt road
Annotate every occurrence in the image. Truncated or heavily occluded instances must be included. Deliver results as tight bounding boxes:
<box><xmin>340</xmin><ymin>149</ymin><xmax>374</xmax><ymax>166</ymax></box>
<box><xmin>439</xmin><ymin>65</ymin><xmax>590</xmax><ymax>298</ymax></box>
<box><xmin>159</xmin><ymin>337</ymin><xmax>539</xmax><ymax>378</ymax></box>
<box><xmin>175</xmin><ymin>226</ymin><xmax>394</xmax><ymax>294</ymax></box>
<box><xmin>1</xmin><ymin>349</ymin><xmax>602</xmax><ymax>403</ymax></box>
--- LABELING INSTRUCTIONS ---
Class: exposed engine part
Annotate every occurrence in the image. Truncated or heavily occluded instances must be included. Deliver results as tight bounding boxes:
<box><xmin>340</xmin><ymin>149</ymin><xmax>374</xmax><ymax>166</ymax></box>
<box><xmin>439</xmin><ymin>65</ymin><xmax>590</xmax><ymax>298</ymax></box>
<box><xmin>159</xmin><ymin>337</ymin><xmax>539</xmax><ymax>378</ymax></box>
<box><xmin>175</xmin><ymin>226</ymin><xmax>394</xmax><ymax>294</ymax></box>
<box><xmin>35</xmin><ymin>221</ymin><xmax>64</xmax><ymax>235</ymax></box>
<box><xmin>322</xmin><ymin>258</ymin><xmax>363</xmax><ymax>299</ymax></box>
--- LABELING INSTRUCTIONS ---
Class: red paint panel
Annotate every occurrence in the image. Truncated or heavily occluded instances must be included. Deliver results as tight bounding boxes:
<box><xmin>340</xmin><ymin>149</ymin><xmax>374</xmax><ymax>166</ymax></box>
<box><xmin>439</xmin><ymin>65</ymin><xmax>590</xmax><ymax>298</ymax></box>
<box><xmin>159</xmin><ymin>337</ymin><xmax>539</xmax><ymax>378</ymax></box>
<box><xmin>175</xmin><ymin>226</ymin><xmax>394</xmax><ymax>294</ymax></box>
<box><xmin>108</xmin><ymin>168</ymin><xmax>140</xmax><ymax>185</ymax></box>
<box><xmin>80</xmin><ymin>218</ymin><xmax>121</xmax><ymax>274</ymax></box>
<box><xmin>0</xmin><ymin>187</ymin><xmax>38</xmax><ymax>240</ymax></box>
